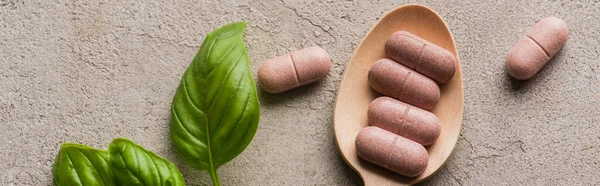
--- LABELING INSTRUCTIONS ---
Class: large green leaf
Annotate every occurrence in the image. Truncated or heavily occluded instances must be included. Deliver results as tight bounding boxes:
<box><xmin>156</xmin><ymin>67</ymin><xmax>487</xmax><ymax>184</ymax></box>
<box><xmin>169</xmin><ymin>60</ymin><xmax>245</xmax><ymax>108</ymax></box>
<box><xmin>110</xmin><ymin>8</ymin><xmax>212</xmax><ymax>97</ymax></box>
<box><xmin>52</xmin><ymin>143</ymin><xmax>114</xmax><ymax>186</ymax></box>
<box><xmin>170</xmin><ymin>22</ymin><xmax>260</xmax><ymax>185</ymax></box>
<box><xmin>108</xmin><ymin>138</ymin><xmax>185</xmax><ymax>186</ymax></box>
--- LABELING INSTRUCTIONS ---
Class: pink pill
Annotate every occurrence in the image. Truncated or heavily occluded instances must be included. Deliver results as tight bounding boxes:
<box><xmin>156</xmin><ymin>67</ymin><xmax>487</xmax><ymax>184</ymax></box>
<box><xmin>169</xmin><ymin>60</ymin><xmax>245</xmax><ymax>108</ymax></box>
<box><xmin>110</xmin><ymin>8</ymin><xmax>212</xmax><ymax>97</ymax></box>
<box><xmin>368</xmin><ymin>58</ymin><xmax>440</xmax><ymax>111</ymax></box>
<box><xmin>355</xmin><ymin>126</ymin><xmax>428</xmax><ymax>177</ymax></box>
<box><xmin>368</xmin><ymin>97</ymin><xmax>441</xmax><ymax>146</ymax></box>
<box><xmin>506</xmin><ymin>17</ymin><xmax>568</xmax><ymax>80</ymax></box>
<box><xmin>385</xmin><ymin>31</ymin><xmax>456</xmax><ymax>84</ymax></box>
<box><xmin>258</xmin><ymin>46</ymin><xmax>332</xmax><ymax>94</ymax></box>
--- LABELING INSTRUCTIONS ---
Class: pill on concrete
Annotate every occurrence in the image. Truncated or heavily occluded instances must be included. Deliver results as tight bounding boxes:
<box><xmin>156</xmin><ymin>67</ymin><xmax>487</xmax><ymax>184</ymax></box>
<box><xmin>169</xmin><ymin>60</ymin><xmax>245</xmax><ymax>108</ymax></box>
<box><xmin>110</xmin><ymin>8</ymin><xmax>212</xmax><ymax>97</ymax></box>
<box><xmin>506</xmin><ymin>17</ymin><xmax>568</xmax><ymax>80</ymax></box>
<box><xmin>258</xmin><ymin>46</ymin><xmax>332</xmax><ymax>94</ymax></box>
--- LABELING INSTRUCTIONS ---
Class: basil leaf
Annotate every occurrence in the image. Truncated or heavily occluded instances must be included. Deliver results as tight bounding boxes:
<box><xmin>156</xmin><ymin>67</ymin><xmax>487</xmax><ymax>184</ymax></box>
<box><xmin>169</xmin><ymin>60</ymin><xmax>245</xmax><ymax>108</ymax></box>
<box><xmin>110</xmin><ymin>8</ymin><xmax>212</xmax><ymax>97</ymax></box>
<box><xmin>170</xmin><ymin>22</ymin><xmax>260</xmax><ymax>185</ymax></box>
<box><xmin>52</xmin><ymin>143</ymin><xmax>114</xmax><ymax>186</ymax></box>
<box><xmin>107</xmin><ymin>138</ymin><xmax>185</xmax><ymax>186</ymax></box>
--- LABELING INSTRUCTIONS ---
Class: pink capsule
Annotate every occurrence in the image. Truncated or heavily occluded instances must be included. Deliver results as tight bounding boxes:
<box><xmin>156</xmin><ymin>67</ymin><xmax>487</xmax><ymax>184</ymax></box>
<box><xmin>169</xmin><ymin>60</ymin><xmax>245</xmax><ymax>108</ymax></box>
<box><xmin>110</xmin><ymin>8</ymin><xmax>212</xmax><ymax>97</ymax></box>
<box><xmin>258</xmin><ymin>46</ymin><xmax>332</xmax><ymax>93</ymax></box>
<box><xmin>355</xmin><ymin>126</ymin><xmax>428</xmax><ymax>177</ymax></box>
<box><xmin>368</xmin><ymin>97</ymin><xmax>441</xmax><ymax>146</ymax></box>
<box><xmin>506</xmin><ymin>17</ymin><xmax>568</xmax><ymax>80</ymax></box>
<box><xmin>385</xmin><ymin>31</ymin><xmax>456</xmax><ymax>84</ymax></box>
<box><xmin>368</xmin><ymin>58</ymin><xmax>440</xmax><ymax>111</ymax></box>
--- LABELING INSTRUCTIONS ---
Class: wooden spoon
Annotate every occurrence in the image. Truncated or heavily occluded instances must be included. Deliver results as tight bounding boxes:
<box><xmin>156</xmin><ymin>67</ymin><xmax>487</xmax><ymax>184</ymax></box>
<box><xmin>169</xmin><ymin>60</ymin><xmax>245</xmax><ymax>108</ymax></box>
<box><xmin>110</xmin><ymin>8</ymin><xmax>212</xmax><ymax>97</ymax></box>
<box><xmin>333</xmin><ymin>4</ymin><xmax>464</xmax><ymax>185</ymax></box>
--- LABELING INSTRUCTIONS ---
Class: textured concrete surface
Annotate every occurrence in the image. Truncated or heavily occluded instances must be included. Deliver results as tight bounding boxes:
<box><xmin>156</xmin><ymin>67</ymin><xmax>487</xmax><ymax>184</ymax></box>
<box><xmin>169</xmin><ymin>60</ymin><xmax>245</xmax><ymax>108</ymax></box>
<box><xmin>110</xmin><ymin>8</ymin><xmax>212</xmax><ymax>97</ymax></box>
<box><xmin>1</xmin><ymin>0</ymin><xmax>599</xmax><ymax>185</ymax></box>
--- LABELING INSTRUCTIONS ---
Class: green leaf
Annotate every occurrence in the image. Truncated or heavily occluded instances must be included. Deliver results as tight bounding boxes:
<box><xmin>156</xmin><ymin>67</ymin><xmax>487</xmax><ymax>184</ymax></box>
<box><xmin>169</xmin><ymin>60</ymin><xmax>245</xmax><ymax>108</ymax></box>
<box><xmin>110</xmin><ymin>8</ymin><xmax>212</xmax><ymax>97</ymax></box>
<box><xmin>170</xmin><ymin>22</ymin><xmax>260</xmax><ymax>185</ymax></box>
<box><xmin>107</xmin><ymin>138</ymin><xmax>185</xmax><ymax>186</ymax></box>
<box><xmin>52</xmin><ymin>143</ymin><xmax>115</xmax><ymax>186</ymax></box>
<box><xmin>53</xmin><ymin>139</ymin><xmax>185</xmax><ymax>186</ymax></box>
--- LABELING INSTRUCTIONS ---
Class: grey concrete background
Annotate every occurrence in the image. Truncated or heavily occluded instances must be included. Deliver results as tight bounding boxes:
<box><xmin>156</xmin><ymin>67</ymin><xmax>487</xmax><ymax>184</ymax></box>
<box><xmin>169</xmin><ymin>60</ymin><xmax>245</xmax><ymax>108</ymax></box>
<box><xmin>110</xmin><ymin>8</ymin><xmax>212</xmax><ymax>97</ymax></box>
<box><xmin>1</xmin><ymin>0</ymin><xmax>599</xmax><ymax>185</ymax></box>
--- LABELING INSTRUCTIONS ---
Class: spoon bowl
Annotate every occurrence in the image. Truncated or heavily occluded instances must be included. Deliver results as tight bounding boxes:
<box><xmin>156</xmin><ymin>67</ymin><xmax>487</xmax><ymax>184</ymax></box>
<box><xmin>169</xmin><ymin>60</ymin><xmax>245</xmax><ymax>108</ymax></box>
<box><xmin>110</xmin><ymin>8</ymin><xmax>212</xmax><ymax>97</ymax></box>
<box><xmin>333</xmin><ymin>4</ymin><xmax>464</xmax><ymax>185</ymax></box>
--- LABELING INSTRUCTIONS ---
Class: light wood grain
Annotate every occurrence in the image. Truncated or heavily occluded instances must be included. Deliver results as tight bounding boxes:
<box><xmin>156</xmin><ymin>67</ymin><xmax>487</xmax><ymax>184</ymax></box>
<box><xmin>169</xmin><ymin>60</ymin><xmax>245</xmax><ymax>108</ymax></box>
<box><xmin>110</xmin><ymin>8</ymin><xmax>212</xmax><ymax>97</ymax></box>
<box><xmin>333</xmin><ymin>4</ymin><xmax>464</xmax><ymax>186</ymax></box>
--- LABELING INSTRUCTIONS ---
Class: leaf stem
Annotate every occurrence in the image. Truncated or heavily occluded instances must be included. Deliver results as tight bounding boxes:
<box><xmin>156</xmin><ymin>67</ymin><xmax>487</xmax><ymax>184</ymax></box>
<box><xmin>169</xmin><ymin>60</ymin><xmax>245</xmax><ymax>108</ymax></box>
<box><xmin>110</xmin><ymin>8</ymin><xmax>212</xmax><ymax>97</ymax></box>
<box><xmin>209</xmin><ymin>167</ymin><xmax>221</xmax><ymax>186</ymax></box>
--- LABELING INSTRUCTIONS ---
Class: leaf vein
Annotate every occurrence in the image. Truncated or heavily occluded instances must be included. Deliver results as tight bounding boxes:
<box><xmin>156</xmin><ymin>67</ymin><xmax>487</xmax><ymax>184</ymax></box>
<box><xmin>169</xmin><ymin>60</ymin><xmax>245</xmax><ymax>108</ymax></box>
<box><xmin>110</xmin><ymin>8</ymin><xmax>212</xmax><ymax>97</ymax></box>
<box><xmin>213</xmin><ymin>79</ymin><xmax>251</xmax><ymax>162</ymax></box>
<box><xmin>64</xmin><ymin>149</ymin><xmax>83</xmax><ymax>186</ymax></box>
<box><xmin>211</xmin><ymin>67</ymin><xmax>245</xmax><ymax>142</ymax></box>
<box><xmin>119</xmin><ymin>143</ymin><xmax>143</xmax><ymax>185</ymax></box>
<box><xmin>171</xmin><ymin>106</ymin><xmax>205</xmax><ymax>149</ymax></box>
<box><xmin>182</xmin><ymin>77</ymin><xmax>203</xmax><ymax>113</ymax></box>
<box><xmin>148</xmin><ymin>151</ymin><xmax>163</xmax><ymax>185</ymax></box>
<box><xmin>75</xmin><ymin>150</ymin><xmax>106</xmax><ymax>186</ymax></box>
<box><xmin>205</xmin><ymin>40</ymin><xmax>240</xmax><ymax>80</ymax></box>
<box><xmin>201</xmin><ymin>33</ymin><xmax>217</xmax><ymax>178</ymax></box>
<box><xmin>209</xmin><ymin>55</ymin><xmax>245</xmax><ymax>142</ymax></box>
<box><xmin>207</xmin><ymin>48</ymin><xmax>244</xmax><ymax>113</ymax></box>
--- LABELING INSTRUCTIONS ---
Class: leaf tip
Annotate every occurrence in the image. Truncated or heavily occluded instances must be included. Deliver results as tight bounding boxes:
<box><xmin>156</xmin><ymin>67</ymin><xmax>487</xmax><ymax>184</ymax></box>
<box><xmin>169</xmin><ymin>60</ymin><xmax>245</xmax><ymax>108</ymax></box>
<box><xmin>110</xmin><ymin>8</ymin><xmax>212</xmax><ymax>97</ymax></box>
<box><xmin>209</xmin><ymin>21</ymin><xmax>247</xmax><ymax>39</ymax></box>
<box><xmin>59</xmin><ymin>143</ymin><xmax>93</xmax><ymax>151</ymax></box>
<box><xmin>110</xmin><ymin>138</ymin><xmax>131</xmax><ymax>144</ymax></box>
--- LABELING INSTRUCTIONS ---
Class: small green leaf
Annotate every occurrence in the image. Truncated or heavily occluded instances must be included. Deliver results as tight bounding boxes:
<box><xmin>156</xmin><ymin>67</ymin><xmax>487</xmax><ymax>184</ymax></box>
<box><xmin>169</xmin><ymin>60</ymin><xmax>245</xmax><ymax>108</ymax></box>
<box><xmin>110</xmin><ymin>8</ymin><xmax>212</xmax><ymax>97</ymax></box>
<box><xmin>52</xmin><ymin>143</ymin><xmax>114</xmax><ymax>186</ymax></box>
<box><xmin>170</xmin><ymin>22</ymin><xmax>260</xmax><ymax>185</ymax></box>
<box><xmin>108</xmin><ymin>138</ymin><xmax>185</xmax><ymax>186</ymax></box>
<box><xmin>53</xmin><ymin>139</ymin><xmax>184</xmax><ymax>186</ymax></box>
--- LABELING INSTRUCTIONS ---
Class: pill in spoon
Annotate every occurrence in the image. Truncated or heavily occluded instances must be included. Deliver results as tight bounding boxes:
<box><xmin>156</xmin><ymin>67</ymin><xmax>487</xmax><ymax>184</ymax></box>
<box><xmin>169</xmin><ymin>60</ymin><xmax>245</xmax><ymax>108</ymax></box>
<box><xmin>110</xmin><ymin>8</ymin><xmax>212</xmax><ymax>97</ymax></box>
<box><xmin>368</xmin><ymin>58</ymin><xmax>440</xmax><ymax>111</ymax></box>
<box><xmin>385</xmin><ymin>31</ymin><xmax>456</xmax><ymax>84</ymax></box>
<box><xmin>368</xmin><ymin>97</ymin><xmax>441</xmax><ymax>146</ymax></box>
<box><xmin>355</xmin><ymin>126</ymin><xmax>428</xmax><ymax>177</ymax></box>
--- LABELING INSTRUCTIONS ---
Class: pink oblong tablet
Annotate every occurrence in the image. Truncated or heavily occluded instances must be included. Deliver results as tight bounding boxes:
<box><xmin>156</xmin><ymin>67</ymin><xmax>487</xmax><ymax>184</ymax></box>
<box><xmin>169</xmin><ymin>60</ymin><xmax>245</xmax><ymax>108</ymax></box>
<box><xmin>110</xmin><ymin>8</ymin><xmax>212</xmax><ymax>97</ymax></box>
<box><xmin>385</xmin><ymin>31</ymin><xmax>456</xmax><ymax>84</ymax></box>
<box><xmin>368</xmin><ymin>97</ymin><xmax>441</xmax><ymax>146</ymax></box>
<box><xmin>506</xmin><ymin>17</ymin><xmax>568</xmax><ymax>80</ymax></box>
<box><xmin>355</xmin><ymin>126</ymin><xmax>428</xmax><ymax>177</ymax></box>
<box><xmin>258</xmin><ymin>46</ymin><xmax>332</xmax><ymax>93</ymax></box>
<box><xmin>368</xmin><ymin>58</ymin><xmax>440</xmax><ymax>111</ymax></box>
